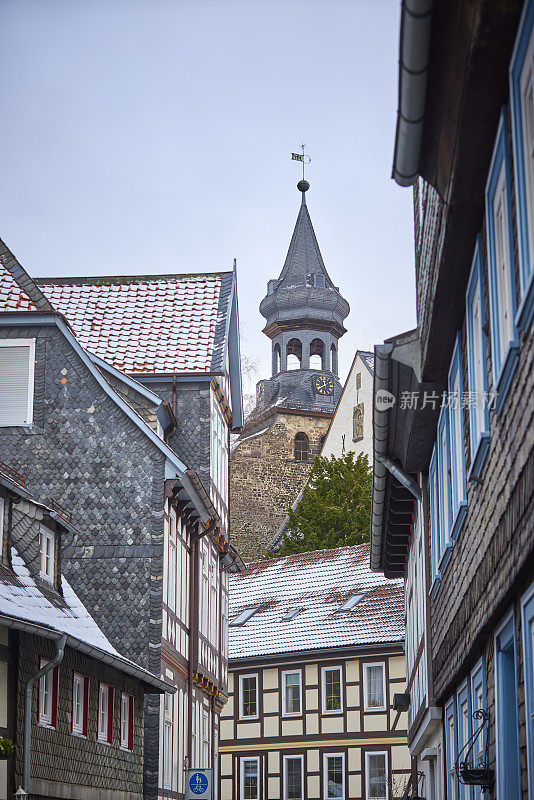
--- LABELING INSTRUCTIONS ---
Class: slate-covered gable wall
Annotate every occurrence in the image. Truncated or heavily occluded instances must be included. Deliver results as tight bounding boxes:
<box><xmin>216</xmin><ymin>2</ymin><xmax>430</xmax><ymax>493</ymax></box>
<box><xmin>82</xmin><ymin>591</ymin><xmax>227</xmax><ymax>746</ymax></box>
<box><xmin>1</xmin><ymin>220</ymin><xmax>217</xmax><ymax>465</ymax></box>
<box><xmin>15</xmin><ymin>632</ymin><xmax>145</xmax><ymax>800</ymax></box>
<box><xmin>0</xmin><ymin>324</ymin><xmax>165</xmax><ymax>674</ymax></box>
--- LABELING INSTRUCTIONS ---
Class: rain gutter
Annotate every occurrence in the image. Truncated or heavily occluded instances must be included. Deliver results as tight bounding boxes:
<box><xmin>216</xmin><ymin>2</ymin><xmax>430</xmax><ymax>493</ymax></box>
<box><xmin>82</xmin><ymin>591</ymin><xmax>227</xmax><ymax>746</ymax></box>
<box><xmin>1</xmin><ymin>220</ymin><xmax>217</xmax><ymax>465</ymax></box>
<box><xmin>392</xmin><ymin>0</ymin><xmax>433</xmax><ymax>186</ymax></box>
<box><xmin>370</xmin><ymin>344</ymin><xmax>394</xmax><ymax>572</ymax></box>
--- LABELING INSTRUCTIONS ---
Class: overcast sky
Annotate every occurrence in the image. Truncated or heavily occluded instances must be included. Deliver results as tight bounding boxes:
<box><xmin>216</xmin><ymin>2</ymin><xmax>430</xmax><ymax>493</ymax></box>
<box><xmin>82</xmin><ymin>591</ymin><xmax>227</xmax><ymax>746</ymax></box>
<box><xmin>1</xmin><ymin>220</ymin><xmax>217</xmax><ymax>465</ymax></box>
<box><xmin>1</xmin><ymin>0</ymin><xmax>416</xmax><ymax>395</ymax></box>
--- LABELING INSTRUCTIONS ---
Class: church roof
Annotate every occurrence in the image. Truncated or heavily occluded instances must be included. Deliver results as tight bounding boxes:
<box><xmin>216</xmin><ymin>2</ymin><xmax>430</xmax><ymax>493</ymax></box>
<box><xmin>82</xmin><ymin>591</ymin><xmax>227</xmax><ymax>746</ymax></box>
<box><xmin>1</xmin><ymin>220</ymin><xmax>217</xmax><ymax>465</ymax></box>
<box><xmin>277</xmin><ymin>194</ymin><xmax>334</xmax><ymax>289</ymax></box>
<box><xmin>35</xmin><ymin>272</ymin><xmax>234</xmax><ymax>376</ymax></box>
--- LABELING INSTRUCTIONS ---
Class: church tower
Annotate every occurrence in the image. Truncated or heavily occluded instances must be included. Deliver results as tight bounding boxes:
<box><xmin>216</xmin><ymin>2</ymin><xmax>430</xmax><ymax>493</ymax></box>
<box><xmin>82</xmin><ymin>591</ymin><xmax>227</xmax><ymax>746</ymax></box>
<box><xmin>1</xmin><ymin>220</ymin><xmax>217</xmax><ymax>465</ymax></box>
<box><xmin>230</xmin><ymin>179</ymin><xmax>350</xmax><ymax>561</ymax></box>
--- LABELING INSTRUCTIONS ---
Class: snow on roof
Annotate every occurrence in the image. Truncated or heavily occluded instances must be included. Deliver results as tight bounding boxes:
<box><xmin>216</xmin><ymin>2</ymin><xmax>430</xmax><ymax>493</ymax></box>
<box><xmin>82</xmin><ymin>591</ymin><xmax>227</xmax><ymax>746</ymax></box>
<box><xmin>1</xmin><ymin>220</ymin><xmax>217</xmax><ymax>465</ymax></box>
<box><xmin>0</xmin><ymin>547</ymin><xmax>169</xmax><ymax>690</ymax></box>
<box><xmin>357</xmin><ymin>350</ymin><xmax>374</xmax><ymax>375</ymax></box>
<box><xmin>228</xmin><ymin>543</ymin><xmax>404</xmax><ymax>659</ymax></box>
<box><xmin>0</xmin><ymin>261</ymin><xmax>37</xmax><ymax>311</ymax></box>
<box><xmin>35</xmin><ymin>272</ymin><xmax>234</xmax><ymax>376</ymax></box>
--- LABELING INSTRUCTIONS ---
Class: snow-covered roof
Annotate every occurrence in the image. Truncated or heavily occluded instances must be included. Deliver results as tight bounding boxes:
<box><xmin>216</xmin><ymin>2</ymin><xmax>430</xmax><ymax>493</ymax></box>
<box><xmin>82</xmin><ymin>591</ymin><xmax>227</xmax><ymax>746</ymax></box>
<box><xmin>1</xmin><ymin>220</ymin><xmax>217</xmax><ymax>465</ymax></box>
<box><xmin>228</xmin><ymin>543</ymin><xmax>404</xmax><ymax>660</ymax></box>
<box><xmin>35</xmin><ymin>272</ymin><xmax>234</xmax><ymax>376</ymax></box>
<box><xmin>0</xmin><ymin>547</ymin><xmax>172</xmax><ymax>691</ymax></box>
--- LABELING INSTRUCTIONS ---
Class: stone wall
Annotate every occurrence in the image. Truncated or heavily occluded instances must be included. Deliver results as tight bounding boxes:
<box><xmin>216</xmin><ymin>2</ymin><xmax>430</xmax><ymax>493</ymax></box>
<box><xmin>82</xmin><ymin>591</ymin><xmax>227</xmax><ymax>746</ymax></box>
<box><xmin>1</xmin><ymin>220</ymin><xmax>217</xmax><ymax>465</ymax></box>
<box><xmin>15</xmin><ymin>632</ymin><xmax>145</xmax><ymax>799</ymax></box>
<box><xmin>230</xmin><ymin>410</ymin><xmax>331</xmax><ymax>561</ymax></box>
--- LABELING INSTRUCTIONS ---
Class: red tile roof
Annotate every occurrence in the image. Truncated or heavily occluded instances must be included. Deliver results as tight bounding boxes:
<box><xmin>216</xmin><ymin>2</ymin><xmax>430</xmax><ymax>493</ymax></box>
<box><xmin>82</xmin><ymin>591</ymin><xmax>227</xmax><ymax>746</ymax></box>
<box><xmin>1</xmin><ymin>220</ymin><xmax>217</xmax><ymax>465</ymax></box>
<box><xmin>0</xmin><ymin>262</ymin><xmax>37</xmax><ymax>311</ymax></box>
<box><xmin>229</xmin><ymin>543</ymin><xmax>405</xmax><ymax>659</ymax></box>
<box><xmin>35</xmin><ymin>273</ymin><xmax>233</xmax><ymax>375</ymax></box>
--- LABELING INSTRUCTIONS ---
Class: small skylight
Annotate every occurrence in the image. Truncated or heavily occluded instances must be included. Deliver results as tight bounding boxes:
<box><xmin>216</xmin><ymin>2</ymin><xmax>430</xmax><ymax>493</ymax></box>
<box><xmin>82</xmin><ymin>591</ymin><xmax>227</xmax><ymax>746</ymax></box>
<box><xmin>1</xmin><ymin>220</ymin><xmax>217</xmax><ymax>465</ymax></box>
<box><xmin>335</xmin><ymin>592</ymin><xmax>367</xmax><ymax>613</ymax></box>
<box><xmin>280</xmin><ymin>608</ymin><xmax>302</xmax><ymax>622</ymax></box>
<box><xmin>229</xmin><ymin>606</ymin><xmax>261</xmax><ymax>627</ymax></box>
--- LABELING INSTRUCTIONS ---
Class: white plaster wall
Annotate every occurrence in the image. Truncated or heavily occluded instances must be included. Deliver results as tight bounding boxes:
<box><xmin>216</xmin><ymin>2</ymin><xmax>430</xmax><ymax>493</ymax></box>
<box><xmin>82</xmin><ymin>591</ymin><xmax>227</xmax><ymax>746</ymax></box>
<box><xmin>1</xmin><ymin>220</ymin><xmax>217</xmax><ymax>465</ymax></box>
<box><xmin>321</xmin><ymin>354</ymin><xmax>373</xmax><ymax>463</ymax></box>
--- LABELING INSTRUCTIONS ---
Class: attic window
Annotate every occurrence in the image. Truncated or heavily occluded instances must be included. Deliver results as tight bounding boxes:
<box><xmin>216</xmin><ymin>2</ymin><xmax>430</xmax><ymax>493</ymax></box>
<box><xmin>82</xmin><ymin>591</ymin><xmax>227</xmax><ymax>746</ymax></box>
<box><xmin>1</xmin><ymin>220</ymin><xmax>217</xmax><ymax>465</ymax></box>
<box><xmin>280</xmin><ymin>609</ymin><xmax>302</xmax><ymax>622</ymax></box>
<box><xmin>229</xmin><ymin>606</ymin><xmax>261</xmax><ymax>627</ymax></box>
<box><xmin>335</xmin><ymin>592</ymin><xmax>367</xmax><ymax>613</ymax></box>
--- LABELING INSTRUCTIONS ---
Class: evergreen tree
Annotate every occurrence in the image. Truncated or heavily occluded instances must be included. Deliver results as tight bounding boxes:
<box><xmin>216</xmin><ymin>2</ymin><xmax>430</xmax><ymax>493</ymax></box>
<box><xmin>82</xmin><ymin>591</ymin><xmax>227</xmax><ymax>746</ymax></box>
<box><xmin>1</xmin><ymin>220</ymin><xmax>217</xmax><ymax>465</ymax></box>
<box><xmin>273</xmin><ymin>452</ymin><xmax>372</xmax><ymax>557</ymax></box>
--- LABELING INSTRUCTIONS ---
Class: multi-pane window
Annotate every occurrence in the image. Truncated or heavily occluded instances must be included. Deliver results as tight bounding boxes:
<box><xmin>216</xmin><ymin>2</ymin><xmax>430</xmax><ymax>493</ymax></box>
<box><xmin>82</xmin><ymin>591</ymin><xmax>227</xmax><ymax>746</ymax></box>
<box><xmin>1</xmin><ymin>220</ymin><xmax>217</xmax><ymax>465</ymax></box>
<box><xmin>239</xmin><ymin>674</ymin><xmax>258</xmax><ymax>719</ymax></box>
<box><xmin>163</xmin><ymin>693</ymin><xmax>173</xmax><ymax>788</ymax></box>
<box><xmin>39</xmin><ymin>525</ymin><xmax>55</xmax><ymax>582</ymax></box>
<box><xmin>201</xmin><ymin>552</ymin><xmax>209</xmax><ymax>636</ymax></box>
<box><xmin>466</xmin><ymin>240</ymin><xmax>490</xmax><ymax>478</ymax></box>
<box><xmin>486</xmin><ymin>114</ymin><xmax>518</xmax><ymax>408</ymax></box>
<box><xmin>282</xmin><ymin>670</ymin><xmax>301</xmax><ymax>716</ymax></box>
<box><xmin>38</xmin><ymin>658</ymin><xmax>58</xmax><ymax>727</ymax></box>
<box><xmin>121</xmin><ymin>692</ymin><xmax>134</xmax><ymax>750</ymax></box>
<box><xmin>510</xmin><ymin>1</ymin><xmax>534</xmax><ymax>323</ymax></box>
<box><xmin>363</xmin><ymin>663</ymin><xmax>386</xmax><ymax>711</ymax></box>
<box><xmin>202</xmin><ymin>709</ymin><xmax>210</xmax><ymax>767</ymax></box>
<box><xmin>365</xmin><ymin>752</ymin><xmax>388</xmax><ymax>800</ymax></box>
<box><xmin>445</xmin><ymin>698</ymin><xmax>458</xmax><ymax>800</ymax></box>
<box><xmin>240</xmin><ymin>757</ymin><xmax>259</xmax><ymax>800</ymax></box>
<box><xmin>324</xmin><ymin>754</ymin><xmax>345</xmax><ymax>800</ymax></box>
<box><xmin>322</xmin><ymin>666</ymin><xmax>342</xmax><ymax>713</ymax></box>
<box><xmin>72</xmin><ymin>672</ymin><xmax>89</xmax><ymax>736</ymax></box>
<box><xmin>0</xmin><ymin>339</ymin><xmax>35</xmax><ymax>426</ymax></box>
<box><xmin>448</xmin><ymin>335</ymin><xmax>467</xmax><ymax>536</ymax></box>
<box><xmin>209</xmin><ymin>563</ymin><xmax>218</xmax><ymax>646</ymax></box>
<box><xmin>294</xmin><ymin>433</ymin><xmax>309</xmax><ymax>461</ymax></box>
<box><xmin>167</xmin><ymin>513</ymin><xmax>177</xmax><ymax>611</ymax></box>
<box><xmin>283</xmin><ymin>755</ymin><xmax>303</xmax><ymax>800</ymax></box>
<box><xmin>98</xmin><ymin>683</ymin><xmax>114</xmax><ymax>743</ymax></box>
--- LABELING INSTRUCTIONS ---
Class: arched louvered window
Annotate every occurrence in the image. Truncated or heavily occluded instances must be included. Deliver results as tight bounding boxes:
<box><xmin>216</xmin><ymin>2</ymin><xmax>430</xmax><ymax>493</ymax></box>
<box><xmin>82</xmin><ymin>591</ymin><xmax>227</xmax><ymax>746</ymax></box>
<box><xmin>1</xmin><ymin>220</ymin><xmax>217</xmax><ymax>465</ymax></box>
<box><xmin>294</xmin><ymin>432</ymin><xmax>309</xmax><ymax>462</ymax></box>
<box><xmin>286</xmin><ymin>338</ymin><xmax>302</xmax><ymax>370</ymax></box>
<box><xmin>272</xmin><ymin>344</ymin><xmax>281</xmax><ymax>375</ymax></box>
<box><xmin>310</xmin><ymin>338</ymin><xmax>325</xmax><ymax>370</ymax></box>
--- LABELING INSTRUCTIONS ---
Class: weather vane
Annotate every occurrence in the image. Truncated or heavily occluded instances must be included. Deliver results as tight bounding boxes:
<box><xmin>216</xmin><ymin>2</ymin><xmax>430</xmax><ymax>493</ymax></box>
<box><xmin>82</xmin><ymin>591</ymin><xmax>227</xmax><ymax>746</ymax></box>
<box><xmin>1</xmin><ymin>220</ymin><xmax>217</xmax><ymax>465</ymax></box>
<box><xmin>291</xmin><ymin>143</ymin><xmax>311</xmax><ymax>182</ymax></box>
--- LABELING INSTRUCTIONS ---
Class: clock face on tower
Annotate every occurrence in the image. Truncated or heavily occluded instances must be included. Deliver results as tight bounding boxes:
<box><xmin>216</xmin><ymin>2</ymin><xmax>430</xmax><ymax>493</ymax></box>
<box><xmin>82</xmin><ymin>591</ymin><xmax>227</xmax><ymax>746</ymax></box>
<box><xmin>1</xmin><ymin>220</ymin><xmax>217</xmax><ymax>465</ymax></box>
<box><xmin>313</xmin><ymin>375</ymin><xmax>335</xmax><ymax>396</ymax></box>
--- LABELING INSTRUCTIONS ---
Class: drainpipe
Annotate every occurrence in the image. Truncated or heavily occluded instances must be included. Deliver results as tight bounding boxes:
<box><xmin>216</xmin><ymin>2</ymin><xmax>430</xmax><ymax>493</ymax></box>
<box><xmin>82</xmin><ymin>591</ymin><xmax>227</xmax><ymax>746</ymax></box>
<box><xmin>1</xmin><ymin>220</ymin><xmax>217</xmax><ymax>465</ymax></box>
<box><xmin>392</xmin><ymin>0</ymin><xmax>433</xmax><ymax>186</ymax></box>
<box><xmin>23</xmin><ymin>634</ymin><xmax>66</xmax><ymax>793</ymax></box>
<box><xmin>378</xmin><ymin>455</ymin><xmax>422</xmax><ymax>502</ymax></box>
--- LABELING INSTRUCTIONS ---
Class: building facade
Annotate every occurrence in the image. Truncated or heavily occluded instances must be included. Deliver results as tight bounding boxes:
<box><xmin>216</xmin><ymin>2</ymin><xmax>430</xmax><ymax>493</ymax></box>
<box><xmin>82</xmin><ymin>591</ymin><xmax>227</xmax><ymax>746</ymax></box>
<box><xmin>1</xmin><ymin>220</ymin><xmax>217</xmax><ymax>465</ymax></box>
<box><xmin>219</xmin><ymin>544</ymin><xmax>413</xmax><ymax>800</ymax></box>
<box><xmin>371</xmin><ymin>2</ymin><xmax>534</xmax><ymax>798</ymax></box>
<box><xmin>0</xmin><ymin>245</ymin><xmax>243</xmax><ymax>799</ymax></box>
<box><xmin>0</xmin><ymin>467</ymin><xmax>171</xmax><ymax>800</ymax></box>
<box><xmin>230</xmin><ymin>181</ymin><xmax>350</xmax><ymax>561</ymax></box>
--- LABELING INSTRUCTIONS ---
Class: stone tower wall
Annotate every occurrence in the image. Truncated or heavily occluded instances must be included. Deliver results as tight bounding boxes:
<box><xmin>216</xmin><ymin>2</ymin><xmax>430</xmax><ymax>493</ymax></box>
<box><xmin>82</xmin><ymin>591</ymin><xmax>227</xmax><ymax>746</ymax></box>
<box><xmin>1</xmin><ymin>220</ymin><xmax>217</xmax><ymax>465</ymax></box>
<box><xmin>230</xmin><ymin>411</ymin><xmax>331</xmax><ymax>561</ymax></box>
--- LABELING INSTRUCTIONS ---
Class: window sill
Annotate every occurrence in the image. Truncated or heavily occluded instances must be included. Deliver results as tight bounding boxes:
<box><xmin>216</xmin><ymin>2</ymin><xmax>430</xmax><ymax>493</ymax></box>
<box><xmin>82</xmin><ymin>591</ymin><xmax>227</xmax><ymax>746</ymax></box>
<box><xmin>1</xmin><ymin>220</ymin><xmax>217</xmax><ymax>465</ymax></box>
<box><xmin>238</xmin><ymin>716</ymin><xmax>259</xmax><ymax>722</ymax></box>
<box><xmin>438</xmin><ymin>542</ymin><xmax>453</xmax><ymax>575</ymax></box>
<box><xmin>363</xmin><ymin>706</ymin><xmax>387</xmax><ymax>713</ymax></box>
<box><xmin>120</xmin><ymin>745</ymin><xmax>133</xmax><ymax>752</ymax></box>
<box><xmin>515</xmin><ymin>268</ymin><xmax>534</xmax><ymax>331</ymax></box>
<box><xmin>468</xmin><ymin>433</ymin><xmax>490</xmax><ymax>482</ymax></box>
<box><xmin>493</xmin><ymin>340</ymin><xmax>520</xmax><ymax>416</ymax></box>
<box><xmin>430</xmin><ymin>573</ymin><xmax>441</xmax><ymax>600</ymax></box>
<box><xmin>37</xmin><ymin>721</ymin><xmax>55</xmax><ymax>730</ymax></box>
<box><xmin>322</xmin><ymin>709</ymin><xmax>343</xmax><ymax>716</ymax></box>
<box><xmin>97</xmin><ymin>738</ymin><xmax>112</xmax><ymax>746</ymax></box>
<box><xmin>450</xmin><ymin>502</ymin><xmax>468</xmax><ymax>541</ymax></box>
<box><xmin>71</xmin><ymin>731</ymin><xmax>87</xmax><ymax>739</ymax></box>
<box><xmin>282</xmin><ymin>712</ymin><xmax>302</xmax><ymax>718</ymax></box>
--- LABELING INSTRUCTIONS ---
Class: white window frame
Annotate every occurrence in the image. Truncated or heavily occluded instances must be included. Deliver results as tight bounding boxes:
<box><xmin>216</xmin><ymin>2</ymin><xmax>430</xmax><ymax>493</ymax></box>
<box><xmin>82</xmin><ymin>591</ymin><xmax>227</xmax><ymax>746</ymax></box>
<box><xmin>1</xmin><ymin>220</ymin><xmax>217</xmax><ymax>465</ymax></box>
<box><xmin>447</xmin><ymin>334</ymin><xmax>467</xmax><ymax>538</ymax></box>
<box><xmin>163</xmin><ymin>692</ymin><xmax>173</xmax><ymax>788</ymax></box>
<box><xmin>38</xmin><ymin>658</ymin><xmax>55</xmax><ymax>727</ymax></box>
<box><xmin>240</xmin><ymin>756</ymin><xmax>260</xmax><ymax>800</ymax></box>
<box><xmin>239</xmin><ymin>673</ymin><xmax>259</xmax><ymax>720</ymax></box>
<box><xmin>72</xmin><ymin>672</ymin><xmax>87</xmax><ymax>737</ymax></box>
<box><xmin>39</xmin><ymin>525</ymin><xmax>55</xmax><ymax>583</ymax></box>
<box><xmin>167</xmin><ymin>512</ymin><xmax>177</xmax><ymax>611</ymax></box>
<box><xmin>283</xmin><ymin>754</ymin><xmax>304</xmax><ymax>800</ymax></box>
<box><xmin>323</xmin><ymin>752</ymin><xmax>345</xmax><ymax>800</ymax></box>
<box><xmin>120</xmin><ymin>692</ymin><xmax>133</xmax><ymax>750</ymax></box>
<box><xmin>98</xmin><ymin>682</ymin><xmax>113</xmax><ymax>744</ymax></box>
<box><xmin>365</xmin><ymin>750</ymin><xmax>388</xmax><ymax>800</ymax></box>
<box><xmin>281</xmin><ymin>669</ymin><xmax>302</xmax><ymax>717</ymax></box>
<box><xmin>363</xmin><ymin>662</ymin><xmax>387</xmax><ymax>712</ymax></box>
<box><xmin>202</xmin><ymin>707</ymin><xmax>210</xmax><ymax>767</ymax></box>
<box><xmin>0</xmin><ymin>338</ymin><xmax>35</xmax><ymax>427</ymax></box>
<box><xmin>321</xmin><ymin>665</ymin><xmax>343</xmax><ymax>714</ymax></box>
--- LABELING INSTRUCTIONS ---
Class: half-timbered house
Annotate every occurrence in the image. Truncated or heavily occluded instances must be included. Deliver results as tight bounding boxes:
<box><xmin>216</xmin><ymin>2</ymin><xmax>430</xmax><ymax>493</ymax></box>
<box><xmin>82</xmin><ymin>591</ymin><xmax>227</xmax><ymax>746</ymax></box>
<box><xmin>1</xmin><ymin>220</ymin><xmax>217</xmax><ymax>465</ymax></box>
<box><xmin>219</xmin><ymin>544</ymin><xmax>412</xmax><ymax>800</ymax></box>
<box><xmin>371</xmin><ymin>2</ymin><xmax>534</xmax><ymax>798</ymax></box>
<box><xmin>0</xmin><ymin>241</ymin><xmax>243</xmax><ymax>799</ymax></box>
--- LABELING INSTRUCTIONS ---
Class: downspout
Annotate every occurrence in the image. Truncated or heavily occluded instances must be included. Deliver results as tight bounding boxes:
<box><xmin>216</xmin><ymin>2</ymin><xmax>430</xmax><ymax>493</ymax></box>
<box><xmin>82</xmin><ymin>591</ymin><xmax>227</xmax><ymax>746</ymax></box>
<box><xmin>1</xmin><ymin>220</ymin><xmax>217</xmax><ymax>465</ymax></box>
<box><xmin>23</xmin><ymin>634</ymin><xmax>67</xmax><ymax>793</ymax></box>
<box><xmin>392</xmin><ymin>0</ymin><xmax>433</xmax><ymax>187</ymax></box>
<box><xmin>378</xmin><ymin>455</ymin><xmax>422</xmax><ymax>502</ymax></box>
<box><xmin>370</xmin><ymin>344</ymin><xmax>393</xmax><ymax>571</ymax></box>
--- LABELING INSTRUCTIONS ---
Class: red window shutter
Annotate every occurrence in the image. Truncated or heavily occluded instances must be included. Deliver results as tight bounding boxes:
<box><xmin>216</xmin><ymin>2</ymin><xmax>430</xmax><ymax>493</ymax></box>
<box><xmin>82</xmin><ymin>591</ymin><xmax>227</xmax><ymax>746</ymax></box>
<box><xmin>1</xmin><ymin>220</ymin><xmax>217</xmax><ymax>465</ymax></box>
<box><xmin>107</xmin><ymin>686</ymin><xmax>114</xmax><ymax>744</ymax></box>
<box><xmin>83</xmin><ymin>676</ymin><xmax>90</xmax><ymax>736</ymax></box>
<box><xmin>51</xmin><ymin>666</ymin><xmax>59</xmax><ymax>728</ymax></box>
<box><xmin>128</xmin><ymin>695</ymin><xmax>134</xmax><ymax>750</ymax></box>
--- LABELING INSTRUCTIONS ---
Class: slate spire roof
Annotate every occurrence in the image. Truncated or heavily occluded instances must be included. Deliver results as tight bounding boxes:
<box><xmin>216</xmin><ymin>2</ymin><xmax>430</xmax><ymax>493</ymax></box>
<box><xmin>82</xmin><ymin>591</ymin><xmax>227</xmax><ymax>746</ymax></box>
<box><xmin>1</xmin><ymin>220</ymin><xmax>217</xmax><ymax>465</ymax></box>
<box><xmin>277</xmin><ymin>192</ymin><xmax>335</xmax><ymax>289</ymax></box>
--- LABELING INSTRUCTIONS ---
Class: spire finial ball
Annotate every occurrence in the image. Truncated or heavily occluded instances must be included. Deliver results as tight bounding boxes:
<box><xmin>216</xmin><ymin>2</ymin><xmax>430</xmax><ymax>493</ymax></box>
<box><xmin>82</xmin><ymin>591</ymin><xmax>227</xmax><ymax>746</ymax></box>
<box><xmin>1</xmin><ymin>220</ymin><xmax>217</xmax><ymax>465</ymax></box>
<box><xmin>297</xmin><ymin>179</ymin><xmax>309</xmax><ymax>193</ymax></box>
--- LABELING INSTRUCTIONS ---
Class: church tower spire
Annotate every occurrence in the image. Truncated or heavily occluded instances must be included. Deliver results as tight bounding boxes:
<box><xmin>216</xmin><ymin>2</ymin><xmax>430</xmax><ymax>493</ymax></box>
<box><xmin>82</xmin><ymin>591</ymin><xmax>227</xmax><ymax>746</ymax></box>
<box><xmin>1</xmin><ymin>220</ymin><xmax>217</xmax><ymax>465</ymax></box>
<box><xmin>259</xmin><ymin>180</ymin><xmax>349</xmax><ymax>385</ymax></box>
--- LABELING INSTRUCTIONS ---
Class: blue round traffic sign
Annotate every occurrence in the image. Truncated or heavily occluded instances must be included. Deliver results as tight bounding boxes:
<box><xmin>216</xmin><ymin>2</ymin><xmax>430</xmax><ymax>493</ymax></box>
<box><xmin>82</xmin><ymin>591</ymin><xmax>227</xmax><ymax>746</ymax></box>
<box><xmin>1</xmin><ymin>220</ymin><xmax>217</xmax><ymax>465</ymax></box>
<box><xmin>189</xmin><ymin>772</ymin><xmax>209</xmax><ymax>795</ymax></box>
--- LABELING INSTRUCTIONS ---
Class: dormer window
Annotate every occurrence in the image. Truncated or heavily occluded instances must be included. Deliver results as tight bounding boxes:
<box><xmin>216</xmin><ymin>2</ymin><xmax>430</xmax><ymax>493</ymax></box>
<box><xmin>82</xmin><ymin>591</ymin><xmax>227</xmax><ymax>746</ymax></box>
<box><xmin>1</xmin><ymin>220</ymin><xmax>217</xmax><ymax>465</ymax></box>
<box><xmin>229</xmin><ymin>606</ymin><xmax>261</xmax><ymax>627</ymax></box>
<box><xmin>335</xmin><ymin>592</ymin><xmax>367</xmax><ymax>613</ymax></box>
<box><xmin>39</xmin><ymin>525</ymin><xmax>55</xmax><ymax>583</ymax></box>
